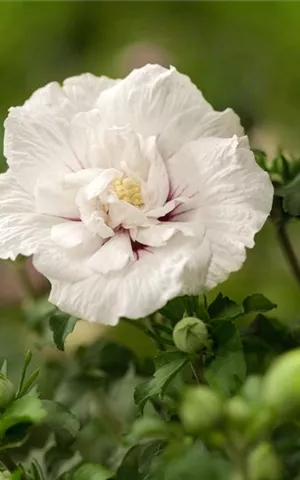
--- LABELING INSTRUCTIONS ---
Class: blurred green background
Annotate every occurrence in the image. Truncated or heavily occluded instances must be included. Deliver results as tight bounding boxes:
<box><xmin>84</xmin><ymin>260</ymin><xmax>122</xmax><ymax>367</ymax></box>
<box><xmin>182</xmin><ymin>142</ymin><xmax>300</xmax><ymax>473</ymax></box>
<box><xmin>1</xmin><ymin>1</ymin><xmax>300</xmax><ymax>377</ymax></box>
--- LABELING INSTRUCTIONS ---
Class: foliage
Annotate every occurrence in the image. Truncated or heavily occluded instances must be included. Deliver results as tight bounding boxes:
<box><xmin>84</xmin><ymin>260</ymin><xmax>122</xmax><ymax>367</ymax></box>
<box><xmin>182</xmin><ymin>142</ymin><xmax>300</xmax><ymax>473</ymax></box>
<box><xmin>2</xmin><ymin>151</ymin><xmax>300</xmax><ymax>479</ymax></box>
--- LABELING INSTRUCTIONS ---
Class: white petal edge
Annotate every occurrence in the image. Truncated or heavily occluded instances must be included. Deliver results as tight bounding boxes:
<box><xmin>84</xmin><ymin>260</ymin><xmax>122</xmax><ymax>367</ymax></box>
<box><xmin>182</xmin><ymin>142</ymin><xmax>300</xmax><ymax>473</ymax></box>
<box><xmin>48</xmin><ymin>234</ymin><xmax>202</xmax><ymax>325</ymax></box>
<box><xmin>0</xmin><ymin>170</ymin><xmax>60</xmax><ymax>260</ymax></box>
<box><xmin>96</xmin><ymin>64</ymin><xmax>213</xmax><ymax>137</ymax></box>
<box><xmin>167</xmin><ymin>136</ymin><xmax>273</xmax><ymax>291</ymax></box>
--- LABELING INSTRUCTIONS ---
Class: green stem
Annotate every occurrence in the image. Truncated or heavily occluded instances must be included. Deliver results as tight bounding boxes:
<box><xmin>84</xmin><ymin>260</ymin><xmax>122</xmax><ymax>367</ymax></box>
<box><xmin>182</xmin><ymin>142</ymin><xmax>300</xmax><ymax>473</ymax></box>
<box><xmin>226</xmin><ymin>438</ymin><xmax>249</xmax><ymax>480</ymax></box>
<box><xmin>148</xmin><ymin>316</ymin><xmax>166</xmax><ymax>351</ymax></box>
<box><xmin>271</xmin><ymin>198</ymin><xmax>300</xmax><ymax>289</ymax></box>
<box><xmin>236</xmin><ymin>455</ymin><xmax>249</xmax><ymax>480</ymax></box>
<box><xmin>275</xmin><ymin>222</ymin><xmax>300</xmax><ymax>287</ymax></box>
<box><xmin>189</xmin><ymin>361</ymin><xmax>200</xmax><ymax>384</ymax></box>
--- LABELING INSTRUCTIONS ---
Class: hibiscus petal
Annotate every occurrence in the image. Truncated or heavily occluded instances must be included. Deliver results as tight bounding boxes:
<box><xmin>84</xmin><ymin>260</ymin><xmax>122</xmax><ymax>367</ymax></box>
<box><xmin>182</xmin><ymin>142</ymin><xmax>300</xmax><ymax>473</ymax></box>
<box><xmin>48</xmin><ymin>235</ymin><xmax>200</xmax><ymax>325</ymax></box>
<box><xmin>135</xmin><ymin>220</ymin><xmax>205</xmax><ymax>248</ymax></box>
<box><xmin>51</xmin><ymin>222</ymin><xmax>97</xmax><ymax>249</ymax></box>
<box><xmin>96</xmin><ymin>64</ymin><xmax>212</xmax><ymax>137</ymax></box>
<box><xmin>88</xmin><ymin>232</ymin><xmax>134</xmax><ymax>274</ymax></box>
<box><xmin>134</xmin><ymin>224</ymin><xmax>178</xmax><ymax>247</ymax></box>
<box><xmin>35</xmin><ymin>176</ymin><xmax>79</xmax><ymax>219</ymax></box>
<box><xmin>4</xmin><ymin>112</ymin><xmax>83</xmax><ymax>193</ymax></box>
<box><xmin>33</xmin><ymin>240</ymin><xmax>100</xmax><ymax>283</ymax></box>
<box><xmin>63</xmin><ymin>73</ymin><xmax>119</xmax><ymax>111</ymax></box>
<box><xmin>167</xmin><ymin>136</ymin><xmax>273</xmax><ymax>290</ymax></box>
<box><xmin>22</xmin><ymin>82</ymin><xmax>67</xmax><ymax>114</ymax></box>
<box><xmin>14</xmin><ymin>74</ymin><xmax>118</xmax><ymax>118</ymax></box>
<box><xmin>33</xmin><ymin>224</ymin><xmax>103</xmax><ymax>282</ymax></box>
<box><xmin>108</xmin><ymin>200</ymin><xmax>153</xmax><ymax>229</ymax></box>
<box><xmin>158</xmin><ymin>107</ymin><xmax>244</xmax><ymax>159</ymax></box>
<box><xmin>84</xmin><ymin>169</ymin><xmax>121</xmax><ymax>200</ymax></box>
<box><xmin>143</xmin><ymin>136</ymin><xmax>169</xmax><ymax>209</ymax></box>
<box><xmin>0</xmin><ymin>170</ymin><xmax>59</xmax><ymax>260</ymax></box>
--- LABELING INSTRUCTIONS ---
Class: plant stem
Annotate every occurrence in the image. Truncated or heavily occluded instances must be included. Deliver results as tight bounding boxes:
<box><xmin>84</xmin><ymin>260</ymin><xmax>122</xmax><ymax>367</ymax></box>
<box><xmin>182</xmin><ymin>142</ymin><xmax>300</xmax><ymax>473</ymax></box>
<box><xmin>271</xmin><ymin>198</ymin><xmax>300</xmax><ymax>289</ymax></box>
<box><xmin>227</xmin><ymin>443</ymin><xmax>249</xmax><ymax>480</ymax></box>
<box><xmin>148</xmin><ymin>316</ymin><xmax>166</xmax><ymax>351</ymax></box>
<box><xmin>236</xmin><ymin>455</ymin><xmax>249</xmax><ymax>480</ymax></box>
<box><xmin>275</xmin><ymin>222</ymin><xmax>300</xmax><ymax>287</ymax></box>
<box><xmin>189</xmin><ymin>361</ymin><xmax>200</xmax><ymax>384</ymax></box>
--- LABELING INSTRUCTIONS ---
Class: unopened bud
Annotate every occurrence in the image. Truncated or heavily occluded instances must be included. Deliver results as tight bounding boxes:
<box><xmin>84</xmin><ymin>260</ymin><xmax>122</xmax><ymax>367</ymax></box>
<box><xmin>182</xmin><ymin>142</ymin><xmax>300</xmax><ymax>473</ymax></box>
<box><xmin>225</xmin><ymin>396</ymin><xmax>250</xmax><ymax>428</ymax></box>
<box><xmin>0</xmin><ymin>471</ymin><xmax>11</xmax><ymax>479</ymax></box>
<box><xmin>262</xmin><ymin>349</ymin><xmax>300</xmax><ymax>417</ymax></box>
<box><xmin>173</xmin><ymin>317</ymin><xmax>208</xmax><ymax>353</ymax></box>
<box><xmin>248</xmin><ymin>443</ymin><xmax>281</xmax><ymax>480</ymax></box>
<box><xmin>180</xmin><ymin>386</ymin><xmax>223</xmax><ymax>433</ymax></box>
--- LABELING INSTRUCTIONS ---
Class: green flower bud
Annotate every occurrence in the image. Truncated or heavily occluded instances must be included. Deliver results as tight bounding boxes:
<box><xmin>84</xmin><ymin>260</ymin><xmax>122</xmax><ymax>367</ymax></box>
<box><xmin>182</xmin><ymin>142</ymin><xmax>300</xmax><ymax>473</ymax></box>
<box><xmin>225</xmin><ymin>396</ymin><xmax>250</xmax><ymax>428</ymax></box>
<box><xmin>262</xmin><ymin>349</ymin><xmax>300</xmax><ymax>417</ymax></box>
<box><xmin>0</xmin><ymin>471</ymin><xmax>11</xmax><ymax>480</ymax></box>
<box><xmin>180</xmin><ymin>386</ymin><xmax>223</xmax><ymax>434</ymax></box>
<box><xmin>0</xmin><ymin>373</ymin><xmax>15</xmax><ymax>409</ymax></box>
<box><xmin>247</xmin><ymin>443</ymin><xmax>281</xmax><ymax>480</ymax></box>
<box><xmin>241</xmin><ymin>375</ymin><xmax>262</xmax><ymax>404</ymax></box>
<box><xmin>173</xmin><ymin>317</ymin><xmax>208</xmax><ymax>353</ymax></box>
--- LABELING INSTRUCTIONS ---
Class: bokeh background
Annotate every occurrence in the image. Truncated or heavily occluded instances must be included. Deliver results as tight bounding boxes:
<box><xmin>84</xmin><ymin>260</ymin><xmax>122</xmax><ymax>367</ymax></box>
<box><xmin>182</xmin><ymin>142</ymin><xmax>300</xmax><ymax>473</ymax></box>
<box><xmin>1</xmin><ymin>1</ymin><xmax>300</xmax><ymax>379</ymax></box>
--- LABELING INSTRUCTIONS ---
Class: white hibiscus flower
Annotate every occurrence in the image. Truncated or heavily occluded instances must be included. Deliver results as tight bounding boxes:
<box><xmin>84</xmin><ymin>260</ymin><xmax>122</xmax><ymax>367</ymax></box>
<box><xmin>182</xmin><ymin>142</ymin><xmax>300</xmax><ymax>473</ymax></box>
<box><xmin>0</xmin><ymin>65</ymin><xmax>273</xmax><ymax>325</ymax></box>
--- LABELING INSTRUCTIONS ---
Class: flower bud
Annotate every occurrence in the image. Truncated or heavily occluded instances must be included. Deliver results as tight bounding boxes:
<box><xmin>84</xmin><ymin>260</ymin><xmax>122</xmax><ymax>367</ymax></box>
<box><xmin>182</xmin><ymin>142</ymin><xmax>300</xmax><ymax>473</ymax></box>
<box><xmin>0</xmin><ymin>374</ymin><xmax>15</xmax><ymax>409</ymax></box>
<box><xmin>0</xmin><ymin>471</ymin><xmax>11</xmax><ymax>480</ymax></box>
<box><xmin>241</xmin><ymin>375</ymin><xmax>262</xmax><ymax>404</ymax></box>
<box><xmin>247</xmin><ymin>443</ymin><xmax>281</xmax><ymax>480</ymax></box>
<box><xmin>180</xmin><ymin>386</ymin><xmax>223</xmax><ymax>434</ymax></box>
<box><xmin>225</xmin><ymin>396</ymin><xmax>250</xmax><ymax>428</ymax></box>
<box><xmin>262</xmin><ymin>349</ymin><xmax>300</xmax><ymax>417</ymax></box>
<box><xmin>173</xmin><ymin>317</ymin><xmax>208</xmax><ymax>353</ymax></box>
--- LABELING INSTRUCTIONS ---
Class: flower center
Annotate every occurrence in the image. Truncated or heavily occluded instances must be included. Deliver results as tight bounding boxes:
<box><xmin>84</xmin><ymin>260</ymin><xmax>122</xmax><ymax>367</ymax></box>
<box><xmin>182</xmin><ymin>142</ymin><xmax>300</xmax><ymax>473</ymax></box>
<box><xmin>112</xmin><ymin>177</ymin><xmax>143</xmax><ymax>207</ymax></box>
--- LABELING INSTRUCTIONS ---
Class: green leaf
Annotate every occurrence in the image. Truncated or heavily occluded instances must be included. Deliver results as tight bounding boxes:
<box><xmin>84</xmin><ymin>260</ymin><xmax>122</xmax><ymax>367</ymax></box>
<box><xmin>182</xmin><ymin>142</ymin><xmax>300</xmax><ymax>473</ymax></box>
<box><xmin>131</xmin><ymin>417</ymin><xmax>176</xmax><ymax>442</ymax></box>
<box><xmin>115</xmin><ymin>446</ymin><xmax>144</xmax><ymax>480</ymax></box>
<box><xmin>49</xmin><ymin>313</ymin><xmax>77</xmax><ymax>351</ymax></box>
<box><xmin>204</xmin><ymin>322</ymin><xmax>246</xmax><ymax>396</ymax></box>
<box><xmin>30</xmin><ymin>460</ymin><xmax>45</xmax><ymax>480</ymax></box>
<box><xmin>72</xmin><ymin>464</ymin><xmax>113</xmax><ymax>480</ymax></box>
<box><xmin>149</xmin><ymin>440</ymin><xmax>230</xmax><ymax>480</ymax></box>
<box><xmin>16</xmin><ymin>350</ymin><xmax>33</xmax><ymax>397</ymax></box>
<box><xmin>208</xmin><ymin>294</ymin><xmax>243</xmax><ymax>321</ymax></box>
<box><xmin>283</xmin><ymin>192</ymin><xmax>300</xmax><ymax>216</ymax></box>
<box><xmin>243</xmin><ymin>294</ymin><xmax>277</xmax><ymax>314</ymax></box>
<box><xmin>76</xmin><ymin>340</ymin><xmax>135</xmax><ymax>380</ymax></box>
<box><xmin>0</xmin><ymin>396</ymin><xmax>47</xmax><ymax>437</ymax></box>
<box><xmin>159</xmin><ymin>297</ymin><xmax>187</xmax><ymax>322</ymax></box>
<box><xmin>135</xmin><ymin>351</ymin><xmax>189</xmax><ymax>411</ymax></box>
<box><xmin>276</xmin><ymin>174</ymin><xmax>300</xmax><ymax>216</ymax></box>
<box><xmin>24</xmin><ymin>297</ymin><xmax>57</xmax><ymax>332</ymax></box>
<box><xmin>41</xmin><ymin>400</ymin><xmax>80</xmax><ymax>447</ymax></box>
<box><xmin>196</xmin><ymin>296</ymin><xmax>210</xmax><ymax>322</ymax></box>
<box><xmin>11</xmin><ymin>471</ymin><xmax>23</xmax><ymax>480</ymax></box>
<box><xmin>18</xmin><ymin>368</ymin><xmax>40</xmax><ymax>397</ymax></box>
<box><xmin>254</xmin><ymin>149</ymin><xmax>267</xmax><ymax>170</ymax></box>
<box><xmin>116</xmin><ymin>443</ymin><xmax>163</xmax><ymax>480</ymax></box>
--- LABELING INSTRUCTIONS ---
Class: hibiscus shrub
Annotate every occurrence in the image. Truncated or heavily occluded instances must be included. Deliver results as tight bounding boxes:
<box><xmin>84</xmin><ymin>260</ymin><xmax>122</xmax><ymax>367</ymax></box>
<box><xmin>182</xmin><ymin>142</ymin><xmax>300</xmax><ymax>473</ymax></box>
<box><xmin>1</xmin><ymin>66</ymin><xmax>300</xmax><ymax>479</ymax></box>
